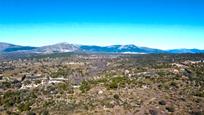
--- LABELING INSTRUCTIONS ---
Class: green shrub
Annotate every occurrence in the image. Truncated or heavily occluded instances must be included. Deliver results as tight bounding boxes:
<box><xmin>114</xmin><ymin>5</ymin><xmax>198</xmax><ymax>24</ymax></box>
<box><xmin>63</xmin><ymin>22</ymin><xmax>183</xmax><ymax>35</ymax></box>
<box><xmin>57</xmin><ymin>82</ymin><xmax>74</xmax><ymax>94</ymax></box>
<box><xmin>166</xmin><ymin>106</ymin><xmax>175</xmax><ymax>112</ymax></box>
<box><xmin>2</xmin><ymin>90</ymin><xmax>37</xmax><ymax>109</ymax></box>
<box><xmin>106</xmin><ymin>76</ymin><xmax>129</xmax><ymax>90</ymax></box>
<box><xmin>24</xmin><ymin>80</ymin><xmax>32</xmax><ymax>85</ymax></box>
<box><xmin>79</xmin><ymin>81</ymin><xmax>91</xmax><ymax>93</ymax></box>
<box><xmin>34</xmin><ymin>80</ymin><xmax>41</xmax><ymax>84</ymax></box>
<box><xmin>170</xmin><ymin>81</ymin><xmax>179</xmax><ymax>88</ymax></box>
<box><xmin>3</xmin><ymin>91</ymin><xmax>21</xmax><ymax>107</ymax></box>
<box><xmin>113</xmin><ymin>94</ymin><xmax>120</xmax><ymax>100</ymax></box>
<box><xmin>193</xmin><ymin>91</ymin><xmax>204</xmax><ymax>97</ymax></box>
<box><xmin>17</xmin><ymin>102</ymin><xmax>31</xmax><ymax>112</ymax></box>
<box><xmin>6</xmin><ymin>111</ymin><xmax>19</xmax><ymax>115</ymax></box>
<box><xmin>57</xmin><ymin>83</ymin><xmax>68</xmax><ymax>91</ymax></box>
<box><xmin>40</xmin><ymin>110</ymin><xmax>49</xmax><ymax>115</ymax></box>
<box><xmin>0</xmin><ymin>81</ymin><xmax>12</xmax><ymax>88</ymax></box>
<box><xmin>43</xmin><ymin>100</ymin><xmax>55</xmax><ymax>108</ymax></box>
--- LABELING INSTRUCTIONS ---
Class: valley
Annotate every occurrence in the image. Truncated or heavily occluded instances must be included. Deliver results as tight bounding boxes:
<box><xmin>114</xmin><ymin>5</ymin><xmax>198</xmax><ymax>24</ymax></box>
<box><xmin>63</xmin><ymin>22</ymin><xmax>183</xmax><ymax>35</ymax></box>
<box><xmin>0</xmin><ymin>53</ymin><xmax>204</xmax><ymax>115</ymax></box>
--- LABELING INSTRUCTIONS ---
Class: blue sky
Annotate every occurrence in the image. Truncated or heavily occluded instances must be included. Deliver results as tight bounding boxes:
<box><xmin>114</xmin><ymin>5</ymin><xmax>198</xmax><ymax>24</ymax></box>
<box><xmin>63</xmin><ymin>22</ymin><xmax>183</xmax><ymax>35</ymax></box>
<box><xmin>0</xmin><ymin>0</ymin><xmax>204</xmax><ymax>49</ymax></box>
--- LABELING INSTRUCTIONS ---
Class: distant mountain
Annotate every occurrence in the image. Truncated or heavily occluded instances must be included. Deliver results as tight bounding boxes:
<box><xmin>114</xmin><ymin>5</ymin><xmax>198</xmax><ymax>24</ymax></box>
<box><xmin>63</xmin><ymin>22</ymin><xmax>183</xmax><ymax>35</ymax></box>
<box><xmin>80</xmin><ymin>44</ymin><xmax>165</xmax><ymax>53</ymax></box>
<box><xmin>0</xmin><ymin>42</ymin><xmax>16</xmax><ymax>52</ymax></box>
<box><xmin>35</xmin><ymin>43</ymin><xmax>79</xmax><ymax>53</ymax></box>
<box><xmin>0</xmin><ymin>42</ymin><xmax>37</xmax><ymax>52</ymax></box>
<box><xmin>167</xmin><ymin>49</ymin><xmax>204</xmax><ymax>54</ymax></box>
<box><xmin>0</xmin><ymin>42</ymin><xmax>204</xmax><ymax>54</ymax></box>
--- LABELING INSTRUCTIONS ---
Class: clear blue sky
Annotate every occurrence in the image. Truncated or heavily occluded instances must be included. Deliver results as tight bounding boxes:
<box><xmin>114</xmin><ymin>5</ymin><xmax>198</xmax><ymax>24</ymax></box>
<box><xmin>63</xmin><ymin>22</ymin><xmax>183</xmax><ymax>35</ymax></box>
<box><xmin>0</xmin><ymin>0</ymin><xmax>204</xmax><ymax>49</ymax></box>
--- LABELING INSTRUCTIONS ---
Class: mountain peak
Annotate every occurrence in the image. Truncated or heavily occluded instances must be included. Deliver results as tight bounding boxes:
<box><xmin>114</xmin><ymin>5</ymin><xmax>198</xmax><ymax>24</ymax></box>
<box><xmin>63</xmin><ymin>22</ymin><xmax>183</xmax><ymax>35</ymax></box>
<box><xmin>0</xmin><ymin>42</ymin><xmax>17</xmax><ymax>51</ymax></box>
<box><xmin>37</xmin><ymin>43</ymin><xmax>79</xmax><ymax>53</ymax></box>
<box><xmin>0</xmin><ymin>42</ymin><xmax>204</xmax><ymax>54</ymax></box>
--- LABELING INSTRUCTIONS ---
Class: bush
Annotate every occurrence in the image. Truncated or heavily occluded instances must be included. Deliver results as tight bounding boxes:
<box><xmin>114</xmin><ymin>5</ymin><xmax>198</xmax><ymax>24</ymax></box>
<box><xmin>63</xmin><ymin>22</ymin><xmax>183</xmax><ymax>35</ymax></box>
<box><xmin>26</xmin><ymin>111</ymin><xmax>36</xmax><ymax>115</ymax></box>
<box><xmin>113</xmin><ymin>94</ymin><xmax>120</xmax><ymax>100</ymax></box>
<box><xmin>79</xmin><ymin>81</ymin><xmax>91</xmax><ymax>93</ymax></box>
<box><xmin>34</xmin><ymin>80</ymin><xmax>41</xmax><ymax>84</ymax></box>
<box><xmin>51</xmin><ymin>68</ymin><xmax>71</xmax><ymax>78</ymax></box>
<box><xmin>0</xmin><ymin>81</ymin><xmax>12</xmax><ymax>89</ymax></box>
<box><xmin>166</xmin><ymin>106</ymin><xmax>175</xmax><ymax>112</ymax></box>
<box><xmin>191</xmin><ymin>111</ymin><xmax>203</xmax><ymax>115</ymax></box>
<box><xmin>40</xmin><ymin>110</ymin><xmax>49</xmax><ymax>115</ymax></box>
<box><xmin>17</xmin><ymin>102</ymin><xmax>31</xmax><ymax>112</ymax></box>
<box><xmin>3</xmin><ymin>91</ymin><xmax>21</xmax><ymax>107</ymax></box>
<box><xmin>149</xmin><ymin>109</ymin><xmax>158</xmax><ymax>115</ymax></box>
<box><xmin>193</xmin><ymin>91</ymin><xmax>204</xmax><ymax>97</ymax></box>
<box><xmin>2</xmin><ymin>90</ymin><xmax>37</xmax><ymax>110</ymax></box>
<box><xmin>57</xmin><ymin>82</ymin><xmax>74</xmax><ymax>94</ymax></box>
<box><xmin>43</xmin><ymin>100</ymin><xmax>55</xmax><ymax>108</ymax></box>
<box><xmin>57</xmin><ymin>83</ymin><xmax>68</xmax><ymax>91</ymax></box>
<box><xmin>158</xmin><ymin>100</ymin><xmax>166</xmax><ymax>105</ymax></box>
<box><xmin>6</xmin><ymin>111</ymin><xmax>19</xmax><ymax>115</ymax></box>
<box><xmin>106</xmin><ymin>76</ymin><xmax>129</xmax><ymax>90</ymax></box>
<box><xmin>24</xmin><ymin>80</ymin><xmax>32</xmax><ymax>85</ymax></box>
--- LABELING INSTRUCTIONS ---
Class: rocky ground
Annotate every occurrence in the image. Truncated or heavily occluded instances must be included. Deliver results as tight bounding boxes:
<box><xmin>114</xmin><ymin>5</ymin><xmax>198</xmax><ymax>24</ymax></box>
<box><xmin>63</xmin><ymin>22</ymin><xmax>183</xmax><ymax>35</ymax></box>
<box><xmin>0</xmin><ymin>54</ymin><xmax>204</xmax><ymax>115</ymax></box>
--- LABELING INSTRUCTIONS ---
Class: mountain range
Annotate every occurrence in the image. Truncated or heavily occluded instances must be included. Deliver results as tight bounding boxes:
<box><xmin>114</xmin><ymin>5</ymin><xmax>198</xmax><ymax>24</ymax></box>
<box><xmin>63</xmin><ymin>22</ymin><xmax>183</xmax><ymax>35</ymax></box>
<box><xmin>0</xmin><ymin>42</ymin><xmax>204</xmax><ymax>54</ymax></box>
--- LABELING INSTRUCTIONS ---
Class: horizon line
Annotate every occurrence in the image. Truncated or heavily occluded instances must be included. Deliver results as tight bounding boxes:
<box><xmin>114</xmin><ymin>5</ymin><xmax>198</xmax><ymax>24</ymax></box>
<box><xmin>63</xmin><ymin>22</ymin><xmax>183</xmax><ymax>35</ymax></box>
<box><xmin>1</xmin><ymin>41</ymin><xmax>204</xmax><ymax>50</ymax></box>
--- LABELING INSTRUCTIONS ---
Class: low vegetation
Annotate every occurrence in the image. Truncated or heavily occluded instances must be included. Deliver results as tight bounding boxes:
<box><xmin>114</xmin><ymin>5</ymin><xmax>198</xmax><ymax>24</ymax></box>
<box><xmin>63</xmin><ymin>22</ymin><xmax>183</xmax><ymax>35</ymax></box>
<box><xmin>0</xmin><ymin>54</ymin><xmax>204</xmax><ymax>114</ymax></box>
